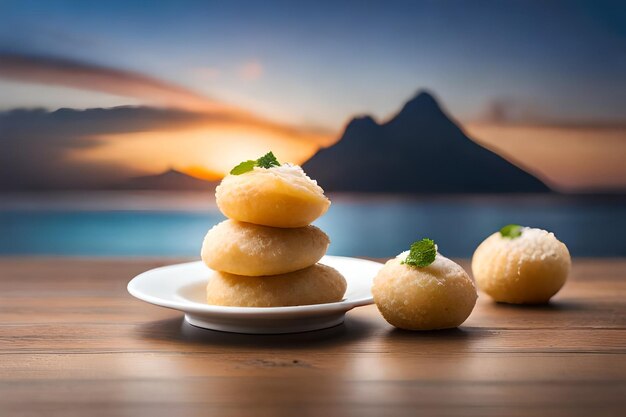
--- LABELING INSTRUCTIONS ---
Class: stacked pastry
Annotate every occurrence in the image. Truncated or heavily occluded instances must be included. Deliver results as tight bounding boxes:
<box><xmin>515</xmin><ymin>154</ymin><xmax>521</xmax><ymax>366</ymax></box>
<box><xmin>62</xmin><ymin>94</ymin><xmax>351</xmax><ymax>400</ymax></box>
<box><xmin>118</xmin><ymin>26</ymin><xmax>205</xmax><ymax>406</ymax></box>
<box><xmin>201</xmin><ymin>153</ymin><xmax>347</xmax><ymax>307</ymax></box>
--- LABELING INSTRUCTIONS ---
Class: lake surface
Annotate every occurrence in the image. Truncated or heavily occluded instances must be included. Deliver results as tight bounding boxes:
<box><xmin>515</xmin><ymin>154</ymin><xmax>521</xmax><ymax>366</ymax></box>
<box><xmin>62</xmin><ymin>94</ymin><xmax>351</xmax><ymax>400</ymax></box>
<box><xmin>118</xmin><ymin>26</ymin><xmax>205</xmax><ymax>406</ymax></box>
<box><xmin>1</xmin><ymin>192</ymin><xmax>624</xmax><ymax>257</ymax></box>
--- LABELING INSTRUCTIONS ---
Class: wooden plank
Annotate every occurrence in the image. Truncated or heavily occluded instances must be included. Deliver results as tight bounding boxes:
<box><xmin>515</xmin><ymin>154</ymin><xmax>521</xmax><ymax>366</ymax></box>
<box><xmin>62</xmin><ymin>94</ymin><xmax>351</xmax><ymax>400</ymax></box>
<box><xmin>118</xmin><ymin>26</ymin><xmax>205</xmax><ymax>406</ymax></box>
<box><xmin>0</xmin><ymin>257</ymin><xmax>625</xmax><ymax>417</ymax></box>
<box><xmin>1</xmin><ymin>352</ymin><xmax>625</xmax><ymax>381</ymax></box>
<box><xmin>0</xmin><ymin>379</ymin><xmax>624</xmax><ymax>417</ymax></box>
<box><xmin>1</xmin><ymin>319</ymin><xmax>625</xmax><ymax>354</ymax></box>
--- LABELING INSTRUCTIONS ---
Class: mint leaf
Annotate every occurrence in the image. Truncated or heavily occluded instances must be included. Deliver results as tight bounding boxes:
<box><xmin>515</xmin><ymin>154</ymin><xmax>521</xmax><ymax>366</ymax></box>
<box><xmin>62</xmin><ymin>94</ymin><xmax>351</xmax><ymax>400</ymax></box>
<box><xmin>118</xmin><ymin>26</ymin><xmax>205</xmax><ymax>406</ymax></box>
<box><xmin>500</xmin><ymin>224</ymin><xmax>522</xmax><ymax>239</ymax></box>
<box><xmin>230</xmin><ymin>160</ymin><xmax>256</xmax><ymax>175</ymax></box>
<box><xmin>229</xmin><ymin>152</ymin><xmax>281</xmax><ymax>175</ymax></box>
<box><xmin>256</xmin><ymin>151</ymin><xmax>280</xmax><ymax>169</ymax></box>
<box><xmin>402</xmin><ymin>238</ymin><xmax>437</xmax><ymax>267</ymax></box>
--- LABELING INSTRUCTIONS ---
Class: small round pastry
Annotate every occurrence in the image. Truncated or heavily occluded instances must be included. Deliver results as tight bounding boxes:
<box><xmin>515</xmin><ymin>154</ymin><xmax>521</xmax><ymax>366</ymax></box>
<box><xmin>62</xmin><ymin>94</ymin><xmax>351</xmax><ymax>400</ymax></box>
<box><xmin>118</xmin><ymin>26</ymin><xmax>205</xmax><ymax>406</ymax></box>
<box><xmin>372</xmin><ymin>240</ymin><xmax>477</xmax><ymax>330</ymax></box>
<box><xmin>206</xmin><ymin>264</ymin><xmax>347</xmax><ymax>307</ymax></box>
<box><xmin>201</xmin><ymin>219</ymin><xmax>330</xmax><ymax>276</ymax></box>
<box><xmin>216</xmin><ymin>163</ymin><xmax>330</xmax><ymax>228</ymax></box>
<box><xmin>472</xmin><ymin>225</ymin><xmax>571</xmax><ymax>304</ymax></box>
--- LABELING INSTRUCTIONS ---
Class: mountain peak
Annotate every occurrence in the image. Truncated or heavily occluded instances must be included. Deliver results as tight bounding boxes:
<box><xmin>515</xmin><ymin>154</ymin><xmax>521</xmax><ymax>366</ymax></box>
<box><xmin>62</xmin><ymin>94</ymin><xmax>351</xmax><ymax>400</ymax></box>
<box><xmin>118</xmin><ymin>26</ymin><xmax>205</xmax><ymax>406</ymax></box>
<box><xmin>114</xmin><ymin>168</ymin><xmax>217</xmax><ymax>190</ymax></box>
<box><xmin>304</xmin><ymin>90</ymin><xmax>549</xmax><ymax>193</ymax></box>
<box><xmin>384</xmin><ymin>90</ymin><xmax>446</xmax><ymax>129</ymax></box>
<box><xmin>411</xmin><ymin>90</ymin><xmax>437</xmax><ymax>103</ymax></box>
<box><xmin>346</xmin><ymin>115</ymin><xmax>378</xmax><ymax>129</ymax></box>
<box><xmin>160</xmin><ymin>168</ymin><xmax>186</xmax><ymax>177</ymax></box>
<box><xmin>399</xmin><ymin>90</ymin><xmax>441</xmax><ymax>113</ymax></box>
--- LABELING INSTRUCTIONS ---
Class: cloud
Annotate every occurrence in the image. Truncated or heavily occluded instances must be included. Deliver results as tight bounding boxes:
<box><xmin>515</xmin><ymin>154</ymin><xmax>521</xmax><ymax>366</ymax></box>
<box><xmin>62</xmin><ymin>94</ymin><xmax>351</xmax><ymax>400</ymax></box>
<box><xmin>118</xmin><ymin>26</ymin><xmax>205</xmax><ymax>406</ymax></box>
<box><xmin>238</xmin><ymin>59</ymin><xmax>263</xmax><ymax>81</ymax></box>
<box><xmin>0</xmin><ymin>51</ymin><xmax>332</xmax><ymax>136</ymax></box>
<box><xmin>0</xmin><ymin>52</ymin><xmax>337</xmax><ymax>189</ymax></box>
<box><xmin>0</xmin><ymin>53</ymin><xmax>330</xmax><ymax>138</ymax></box>
<box><xmin>474</xmin><ymin>97</ymin><xmax>626</xmax><ymax>128</ymax></box>
<box><xmin>0</xmin><ymin>106</ymin><xmax>332</xmax><ymax>190</ymax></box>
<box><xmin>478</xmin><ymin>98</ymin><xmax>542</xmax><ymax>124</ymax></box>
<box><xmin>0</xmin><ymin>107</ymin><xmax>199</xmax><ymax>189</ymax></box>
<box><xmin>0</xmin><ymin>52</ymin><xmax>223</xmax><ymax>111</ymax></box>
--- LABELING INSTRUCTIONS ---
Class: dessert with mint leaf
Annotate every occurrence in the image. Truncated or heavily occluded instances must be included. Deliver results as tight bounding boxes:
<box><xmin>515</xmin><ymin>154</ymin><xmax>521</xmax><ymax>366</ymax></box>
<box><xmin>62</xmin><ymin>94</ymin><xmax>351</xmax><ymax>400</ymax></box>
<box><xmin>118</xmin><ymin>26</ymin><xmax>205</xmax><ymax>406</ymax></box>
<box><xmin>472</xmin><ymin>226</ymin><xmax>571</xmax><ymax>304</ymax></box>
<box><xmin>372</xmin><ymin>238</ymin><xmax>477</xmax><ymax>330</ymax></box>
<box><xmin>206</xmin><ymin>264</ymin><xmax>346</xmax><ymax>308</ymax></box>
<box><xmin>202</xmin><ymin>150</ymin><xmax>344</xmax><ymax>308</ymax></box>
<box><xmin>201</xmin><ymin>219</ymin><xmax>329</xmax><ymax>276</ymax></box>
<box><xmin>402</xmin><ymin>238</ymin><xmax>437</xmax><ymax>267</ymax></box>
<box><xmin>217</xmin><ymin>151</ymin><xmax>331</xmax><ymax>228</ymax></box>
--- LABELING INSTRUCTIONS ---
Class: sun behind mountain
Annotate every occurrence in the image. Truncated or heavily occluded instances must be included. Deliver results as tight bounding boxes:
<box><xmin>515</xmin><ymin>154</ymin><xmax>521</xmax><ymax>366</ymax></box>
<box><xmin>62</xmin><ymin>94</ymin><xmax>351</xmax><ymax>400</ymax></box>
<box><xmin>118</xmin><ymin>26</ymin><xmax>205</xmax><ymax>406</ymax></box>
<box><xmin>183</xmin><ymin>166</ymin><xmax>224</xmax><ymax>181</ymax></box>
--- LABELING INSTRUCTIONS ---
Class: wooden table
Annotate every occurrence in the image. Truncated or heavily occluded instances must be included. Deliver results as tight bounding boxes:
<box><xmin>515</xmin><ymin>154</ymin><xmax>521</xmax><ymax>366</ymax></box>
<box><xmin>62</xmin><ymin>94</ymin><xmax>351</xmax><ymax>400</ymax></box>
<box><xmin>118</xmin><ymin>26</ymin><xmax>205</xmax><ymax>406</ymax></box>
<box><xmin>1</xmin><ymin>258</ymin><xmax>625</xmax><ymax>417</ymax></box>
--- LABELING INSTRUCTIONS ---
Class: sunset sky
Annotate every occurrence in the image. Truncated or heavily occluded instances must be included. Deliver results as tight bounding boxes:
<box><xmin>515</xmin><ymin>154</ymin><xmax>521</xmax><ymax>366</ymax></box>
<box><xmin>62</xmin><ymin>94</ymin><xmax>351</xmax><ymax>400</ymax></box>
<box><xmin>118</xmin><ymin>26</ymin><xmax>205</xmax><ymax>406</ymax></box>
<box><xmin>1</xmin><ymin>0</ymin><xmax>625</xmax><ymax>191</ymax></box>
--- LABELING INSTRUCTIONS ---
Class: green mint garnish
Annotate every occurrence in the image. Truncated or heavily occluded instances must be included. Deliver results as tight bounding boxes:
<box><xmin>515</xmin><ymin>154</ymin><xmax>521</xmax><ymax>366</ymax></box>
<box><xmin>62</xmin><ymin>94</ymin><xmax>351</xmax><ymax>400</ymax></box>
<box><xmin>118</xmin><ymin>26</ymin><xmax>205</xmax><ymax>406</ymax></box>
<box><xmin>256</xmin><ymin>151</ymin><xmax>280</xmax><ymax>169</ymax></box>
<box><xmin>500</xmin><ymin>224</ymin><xmax>522</xmax><ymax>239</ymax></box>
<box><xmin>229</xmin><ymin>151</ymin><xmax>280</xmax><ymax>175</ymax></box>
<box><xmin>230</xmin><ymin>160</ymin><xmax>257</xmax><ymax>175</ymax></box>
<box><xmin>402</xmin><ymin>238</ymin><xmax>437</xmax><ymax>267</ymax></box>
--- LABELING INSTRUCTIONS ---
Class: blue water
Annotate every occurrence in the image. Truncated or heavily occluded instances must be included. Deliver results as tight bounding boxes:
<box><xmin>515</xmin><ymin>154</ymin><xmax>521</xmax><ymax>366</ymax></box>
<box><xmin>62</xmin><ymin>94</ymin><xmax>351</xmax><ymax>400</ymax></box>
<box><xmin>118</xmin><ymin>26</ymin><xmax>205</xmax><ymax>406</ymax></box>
<box><xmin>1</xmin><ymin>195</ymin><xmax>625</xmax><ymax>257</ymax></box>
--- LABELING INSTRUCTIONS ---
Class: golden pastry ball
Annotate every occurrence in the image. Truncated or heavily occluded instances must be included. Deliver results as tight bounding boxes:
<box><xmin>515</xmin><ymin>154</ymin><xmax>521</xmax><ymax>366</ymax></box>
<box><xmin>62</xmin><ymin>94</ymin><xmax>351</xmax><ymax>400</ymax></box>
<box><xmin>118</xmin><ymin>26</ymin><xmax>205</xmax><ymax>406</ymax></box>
<box><xmin>215</xmin><ymin>164</ymin><xmax>330</xmax><ymax>228</ymax></box>
<box><xmin>372</xmin><ymin>252</ymin><xmax>477</xmax><ymax>330</ymax></box>
<box><xmin>472</xmin><ymin>227</ymin><xmax>571</xmax><ymax>304</ymax></box>
<box><xmin>206</xmin><ymin>264</ymin><xmax>347</xmax><ymax>307</ymax></box>
<box><xmin>201</xmin><ymin>219</ymin><xmax>329</xmax><ymax>276</ymax></box>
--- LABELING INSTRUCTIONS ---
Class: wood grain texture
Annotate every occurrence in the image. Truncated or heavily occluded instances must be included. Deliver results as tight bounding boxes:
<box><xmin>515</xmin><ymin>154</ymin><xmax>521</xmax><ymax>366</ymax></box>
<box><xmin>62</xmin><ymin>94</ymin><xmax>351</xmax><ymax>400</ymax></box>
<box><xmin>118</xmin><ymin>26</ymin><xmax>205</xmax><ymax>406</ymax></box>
<box><xmin>1</xmin><ymin>258</ymin><xmax>625</xmax><ymax>417</ymax></box>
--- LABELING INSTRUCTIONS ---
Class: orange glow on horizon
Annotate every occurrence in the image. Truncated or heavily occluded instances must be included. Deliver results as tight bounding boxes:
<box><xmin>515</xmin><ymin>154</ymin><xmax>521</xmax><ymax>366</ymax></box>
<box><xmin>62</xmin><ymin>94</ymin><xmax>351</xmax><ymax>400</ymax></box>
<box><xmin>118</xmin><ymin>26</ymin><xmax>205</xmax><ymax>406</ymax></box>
<box><xmin>66</xmin><ymin>120</ymin><xmax>331</xmax><ymax>180</ymax></box>
<box><xmin>465</xmin><ymin>122</ymin><xmax>626</xmax><ymax>192</ymax></box>
<box><xmin>184</xmin><ymin>166</ymin><xmax>224</xmax><ymax>181</ymax></box>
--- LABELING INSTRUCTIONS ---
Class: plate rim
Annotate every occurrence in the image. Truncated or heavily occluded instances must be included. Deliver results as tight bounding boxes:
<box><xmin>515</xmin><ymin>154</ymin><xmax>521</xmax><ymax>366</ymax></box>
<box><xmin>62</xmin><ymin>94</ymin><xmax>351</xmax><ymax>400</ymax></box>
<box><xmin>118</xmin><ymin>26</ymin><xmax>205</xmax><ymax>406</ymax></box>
<box><xmin>127</xmin><ymin>255</ymin><xmax>382</xmax><ymax>316</ymax></box>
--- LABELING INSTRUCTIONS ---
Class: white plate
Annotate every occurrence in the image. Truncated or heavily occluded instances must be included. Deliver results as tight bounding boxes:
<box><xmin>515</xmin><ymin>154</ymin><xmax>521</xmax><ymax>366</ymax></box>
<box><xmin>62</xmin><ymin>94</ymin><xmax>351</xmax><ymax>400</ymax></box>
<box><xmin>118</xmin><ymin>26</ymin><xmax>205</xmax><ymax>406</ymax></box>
<box><xmin>128</xmin><ymin>255</ymin><xmax>382</xmax><ymax>334</ymax></box>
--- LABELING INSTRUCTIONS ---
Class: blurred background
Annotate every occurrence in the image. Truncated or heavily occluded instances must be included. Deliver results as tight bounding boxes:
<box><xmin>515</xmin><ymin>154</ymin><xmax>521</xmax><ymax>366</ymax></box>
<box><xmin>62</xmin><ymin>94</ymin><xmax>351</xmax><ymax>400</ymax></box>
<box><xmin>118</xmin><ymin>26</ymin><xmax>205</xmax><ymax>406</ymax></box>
<box><xmin>1</xmin><ymin>0</ymin><xmax>625</xmax><ymax>258</ymax></box>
